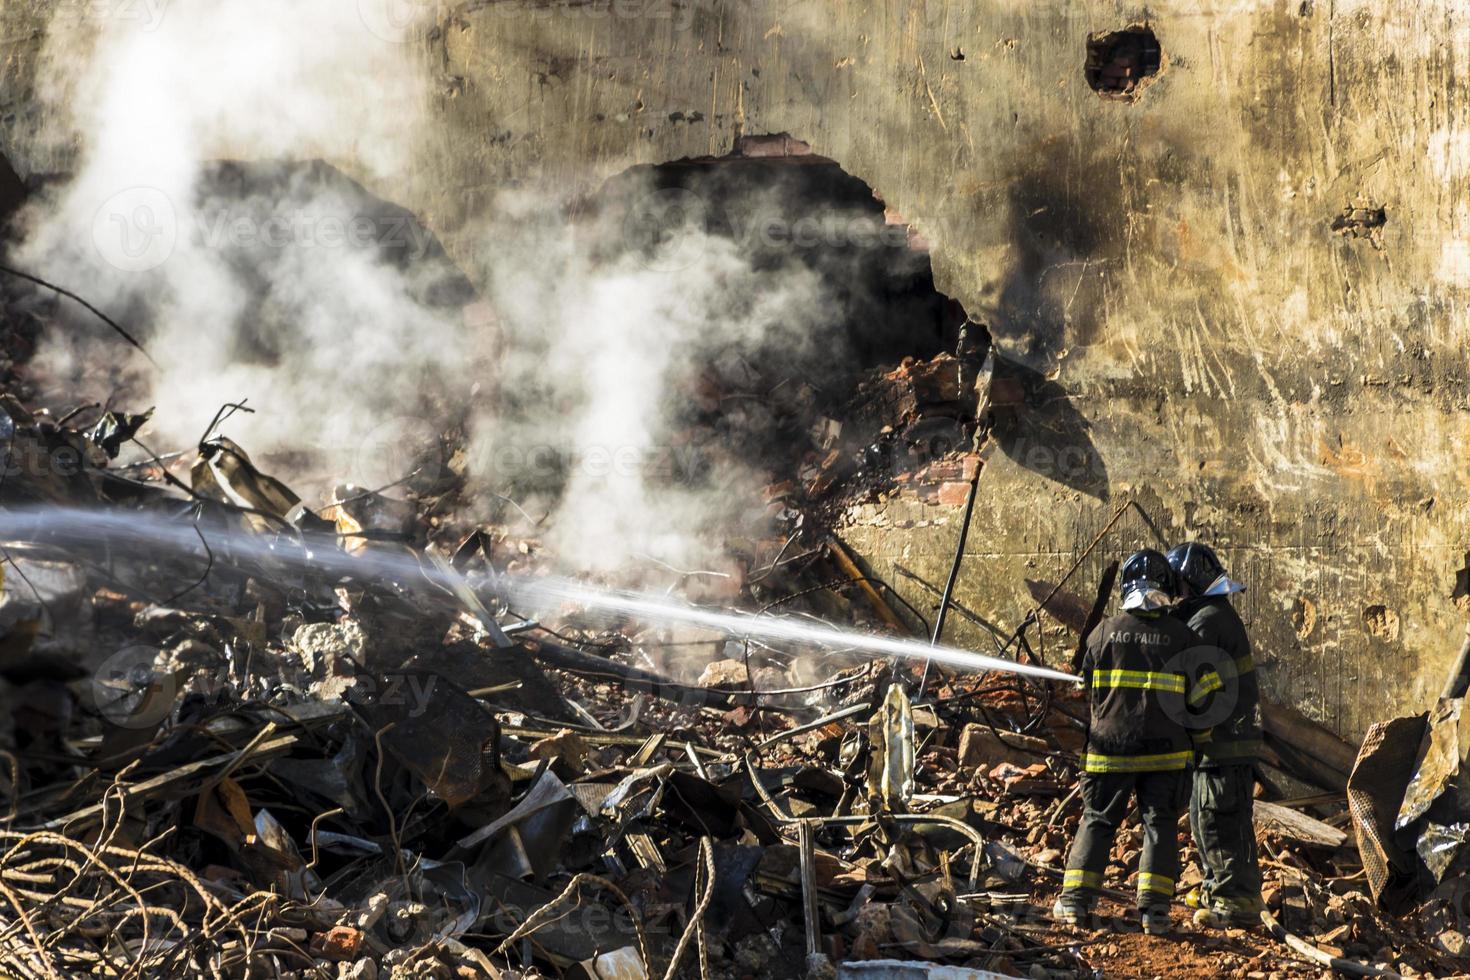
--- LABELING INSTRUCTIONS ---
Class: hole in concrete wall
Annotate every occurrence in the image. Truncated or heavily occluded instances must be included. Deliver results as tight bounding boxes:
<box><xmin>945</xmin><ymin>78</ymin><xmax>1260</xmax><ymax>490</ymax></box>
<box><xmin>1085</xmin><ymin>25</ymin><xmax>1162</xmax><ymax>101</ymax></box>
<box><xmin>1292</xmin><ymin>596</ymin><xmax>1318</xmax><ymax>639</ymax></box>
<box><xmin>602</xmin><ymin>138</ymin><xmax>956</xmax><ymax>371</ymax></box>
<box><xmin>581</xmin><ymin>137</ymin><xmax>983</xmax><ymax>510</ymax></box>
<box><xmin>1453</xmin><ymin>553</ymin><xmax>1470</xmax><ymax>613</ymax></box>
<box><xmin>1331</xmin><ymin>202</ymin><xmax>1388</xmax><ymax>248</ymax></box>
<box><xmin>1362</xmin><ymin>604</ymin><xmax>1400</xmax><ymax>641</ymax></box>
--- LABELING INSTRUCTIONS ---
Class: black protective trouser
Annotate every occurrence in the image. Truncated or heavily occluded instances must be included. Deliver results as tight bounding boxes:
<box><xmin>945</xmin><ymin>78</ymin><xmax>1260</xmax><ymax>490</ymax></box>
<box><xmin>1061</xmin><ymin>768</ymin><xmax>1189</xmax><ymax>910</ymax></box>
<box><xmin>1190</xmin><ymin>763</ymin><xmax>1263</xmax><ymax>916</ymax></box>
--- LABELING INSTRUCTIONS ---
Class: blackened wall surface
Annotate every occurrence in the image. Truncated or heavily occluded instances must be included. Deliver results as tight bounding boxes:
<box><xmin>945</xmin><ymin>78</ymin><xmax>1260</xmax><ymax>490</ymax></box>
<box><xmin>3</xmin><ymin>1</ymin><xmax>1467</xmax><ymax>738</ymax></box>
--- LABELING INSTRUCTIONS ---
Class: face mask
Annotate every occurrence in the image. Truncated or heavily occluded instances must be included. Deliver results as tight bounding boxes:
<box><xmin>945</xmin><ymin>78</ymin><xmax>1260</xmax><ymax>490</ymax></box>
<box><xmin>1122</xmin><ymin>587</ymin><xmax>1173</xmax><ymax>612</ymax></box>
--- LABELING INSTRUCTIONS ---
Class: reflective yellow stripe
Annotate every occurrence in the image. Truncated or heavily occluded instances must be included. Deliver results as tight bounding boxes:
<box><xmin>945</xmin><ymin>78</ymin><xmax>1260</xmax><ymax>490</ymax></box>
<box><xmin>1186</xmin><ymin>655</ymin><xmax>1253</xmax><ymax>706</ymax></box>
<box><xmin>1137</xmin><ymin>872</ymin><xmax>1175</xmax><ymax>897</ymax></box>
<box><xmin>1091</xmin><ymin>669</ymin><xmax>1186</xmax><ymax>694</ymax></box>
<box><xmin>1190</xmin><ymin>671</ymin><xmax>1224</xmax><ymax>705</ymax></box>
<box><xmin>1063</xmin><ymin>869</ymin><xmax>1104</xmax><ymax>890</ymax></box>
<box><xmin>1083</xmin><ymin>750</ymin><xmax>1193</xmax><ymax>773</ymax></box>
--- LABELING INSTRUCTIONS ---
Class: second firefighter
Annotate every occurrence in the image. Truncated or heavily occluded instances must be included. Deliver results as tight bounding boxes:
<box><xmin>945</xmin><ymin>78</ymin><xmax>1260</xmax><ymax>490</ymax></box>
<box><xmin>1054</xmin><ymin>549</ymin><xmax>1211</xmax><ymax>935</ymax></box>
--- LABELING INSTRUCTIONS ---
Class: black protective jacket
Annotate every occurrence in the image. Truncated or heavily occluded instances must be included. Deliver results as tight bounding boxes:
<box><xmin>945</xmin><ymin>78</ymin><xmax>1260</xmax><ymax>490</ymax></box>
<box><xmin>1080</xmin><ymin>610</ymin><xmax>1207</xmax><ymax>773</ymax></box>
<box><xmin>1180</xmin><ymin>597</ymin><xmax>1262</xmax><ymax>766</ymax></box>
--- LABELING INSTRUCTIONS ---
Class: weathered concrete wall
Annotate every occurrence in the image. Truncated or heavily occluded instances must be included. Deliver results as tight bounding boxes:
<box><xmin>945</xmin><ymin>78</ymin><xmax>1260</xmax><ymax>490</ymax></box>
<box><xmin>4</xmin><ymin>0</ymin><xmax>1468</xmax><ymax>738</ymax></box>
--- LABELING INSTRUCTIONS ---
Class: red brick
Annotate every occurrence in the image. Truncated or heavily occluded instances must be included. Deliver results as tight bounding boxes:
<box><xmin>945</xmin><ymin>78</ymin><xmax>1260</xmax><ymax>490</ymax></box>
<box><xmin>925</xmin><ymin>453</ymin><xmax>981</xmax><ymax>483</ymax></box>
<box><xmin>310</xmin><ymin>926</ymin><xmax>363</xmax><ymax>961</ymax></box>
<box><xmin>938</xmin><ymin>481</ymin><xmax>972</xmax><ymax>506</ymax></box>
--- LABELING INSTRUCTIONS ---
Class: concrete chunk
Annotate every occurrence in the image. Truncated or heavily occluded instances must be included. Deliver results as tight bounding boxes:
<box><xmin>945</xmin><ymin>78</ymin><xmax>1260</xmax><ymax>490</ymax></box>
<box><xmin>956</xmin><ymin>724</ymin><xmax>1050</xmax><ymax>769</ymax></box>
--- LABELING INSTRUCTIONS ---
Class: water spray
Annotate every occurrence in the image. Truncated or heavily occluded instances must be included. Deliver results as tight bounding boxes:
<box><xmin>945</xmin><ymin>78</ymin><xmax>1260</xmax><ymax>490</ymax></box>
<box><xmin>510</xmin><ymin>576</ymin><xmax>1079</xmax><ymax>684</ymax></box>
<box><xmin>0</xmin><ymin>505</ymin><xmax>1078</xmax><ymax>685</ymax></box>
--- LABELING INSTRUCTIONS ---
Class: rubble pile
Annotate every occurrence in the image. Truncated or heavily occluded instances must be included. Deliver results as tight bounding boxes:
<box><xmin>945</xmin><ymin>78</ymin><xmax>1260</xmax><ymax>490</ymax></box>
<box><xmin>665</xmin><ymin>320</ymin><xmax>991</xmax><ymax>529</ymax></box>
<box><xmin>0</xmin><ymin>296</ymin><xmax>1468</xmax><ymax>979</ymax></box>
<box><xmin>0</xmin><ymin>395</ymin><xmax>1457</xmax><ymax>980</ymax></box>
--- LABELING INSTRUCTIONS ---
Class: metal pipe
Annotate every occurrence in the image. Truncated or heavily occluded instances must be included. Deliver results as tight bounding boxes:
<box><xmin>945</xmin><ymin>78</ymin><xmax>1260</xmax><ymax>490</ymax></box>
<box><xmin>798</xmin><ymin>820</ymin><xmax>821</xmax><ymax>959</ymax></box>
<box><xmin>917</xmin><ymin>463</ymin><xmax>981</xmax><ymax>701</ymax></box>
<box><xmin>1439</xmin><ymin>623</ymin><xmax>1470</xmax><ymax>700</ymax></box>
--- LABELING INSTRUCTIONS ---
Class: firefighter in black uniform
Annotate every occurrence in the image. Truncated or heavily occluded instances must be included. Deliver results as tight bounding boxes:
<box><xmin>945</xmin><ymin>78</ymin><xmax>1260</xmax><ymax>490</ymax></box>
<box><xmin>1053</xmin><ymin>549</ymin><xmax>1206</xmax><ymax>935</ymax></box>
<box><xmin>1167</xmin><ymin>541</ymin><xmax>1264</xmax><ymax>929</ymax></box>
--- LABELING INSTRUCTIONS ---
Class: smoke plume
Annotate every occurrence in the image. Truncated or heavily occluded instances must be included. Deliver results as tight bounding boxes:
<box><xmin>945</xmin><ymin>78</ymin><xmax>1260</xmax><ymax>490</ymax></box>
<box><xmin>8</xmin><ymin>0</ymin><xmax>840</xmax><ymax>572</ymax></box>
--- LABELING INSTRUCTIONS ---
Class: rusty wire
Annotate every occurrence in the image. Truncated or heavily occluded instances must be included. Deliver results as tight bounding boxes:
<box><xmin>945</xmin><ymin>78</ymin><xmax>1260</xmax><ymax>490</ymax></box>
<box><xmin>0</xmin><ymin>770</ymin><xmax>290</xmax><ymax>980</ymax></box>
<box><xmin>660</xmin><ymin>836</ymin><xmax>715</xmax><ymax>980</ymax></box>
<box><xmin>0</xmin><ymin>828</ymin><xmax>239</xmax><ymax>978</ymax></box>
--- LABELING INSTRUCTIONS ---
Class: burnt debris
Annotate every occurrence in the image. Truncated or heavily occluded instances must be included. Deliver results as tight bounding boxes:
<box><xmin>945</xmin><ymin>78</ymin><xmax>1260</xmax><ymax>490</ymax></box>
<box><xmin>0</xmin><ymin>174</ymin><xmax>1463</xmax><ymax>980</ymax></box>
<box><xmin>0</xmin><ymin>372</ymin><xmax>1458</xmax><ymax>979</ymax></box>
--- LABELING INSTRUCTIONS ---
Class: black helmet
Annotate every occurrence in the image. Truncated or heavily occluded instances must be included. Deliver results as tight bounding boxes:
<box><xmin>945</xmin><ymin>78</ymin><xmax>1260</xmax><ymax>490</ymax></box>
<box><xmin>1119</xmin><ymin>549</ymin><xmax>1176</xmax><ymax>610</ymax></box>
<box><xmin>1167</xmin><ymin>541</ymin><xmax>1243</xmax><ymax>597</ymax></box>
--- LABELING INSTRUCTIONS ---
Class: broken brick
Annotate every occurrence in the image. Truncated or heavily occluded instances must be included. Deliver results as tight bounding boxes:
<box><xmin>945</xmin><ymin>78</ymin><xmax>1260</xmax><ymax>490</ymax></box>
<box><xmin>957</xmin><ymin>725</ymin><xmax>1051</xmax><ymax>769</ymax></box>
<box><xmin>309</xmin><ymin>925</ymin><xmax>363</xmax><ymax>962</ymax></box>
<box><xmin>937</xmin><ymin>481</ymin><xmax>972</xmax><ymax>507</ymax></box>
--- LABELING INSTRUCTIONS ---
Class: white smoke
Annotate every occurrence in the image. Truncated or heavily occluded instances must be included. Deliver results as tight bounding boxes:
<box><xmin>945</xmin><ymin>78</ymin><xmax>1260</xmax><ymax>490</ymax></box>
<box><xmin>470</xmin><ymin>187</ymin><xmax>830</xmax><ymax>571</ymax></box>
<box><xmin>10</xmin><ymin>0</ymin><xmax>834</xmax><ymax>572</ymax></box>
<box><xmin>16</xmin><ymin>0</ymin><xmax>458</xmax><ymax>481</ymax></box>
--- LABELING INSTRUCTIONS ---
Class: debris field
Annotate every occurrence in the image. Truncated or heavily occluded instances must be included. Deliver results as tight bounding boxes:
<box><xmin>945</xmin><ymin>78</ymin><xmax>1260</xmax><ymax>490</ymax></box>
<box><xmin>0</xmin><ymin>273</ymin><xmax>1468</xmax><ymax>980</ymax></box>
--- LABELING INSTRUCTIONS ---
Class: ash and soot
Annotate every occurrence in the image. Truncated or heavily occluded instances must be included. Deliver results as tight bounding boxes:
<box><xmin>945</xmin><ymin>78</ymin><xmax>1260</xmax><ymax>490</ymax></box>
<box><xmin>0</xmin><ymin>4</ymin><xmax>1083</xmax><ymax>978</ymax></box>
<box><xmin>0</xmin><ymin>3</ymin><xmax>1457</xmax><ymax>980</ymax></box>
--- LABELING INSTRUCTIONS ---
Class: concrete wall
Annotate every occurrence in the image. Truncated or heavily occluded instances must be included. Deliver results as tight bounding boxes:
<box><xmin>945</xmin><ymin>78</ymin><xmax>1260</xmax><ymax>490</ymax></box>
<box><xmin>4</xmin><ymin>0</ymin><xmax>1468</xmax><ymax>737</ymax></box>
